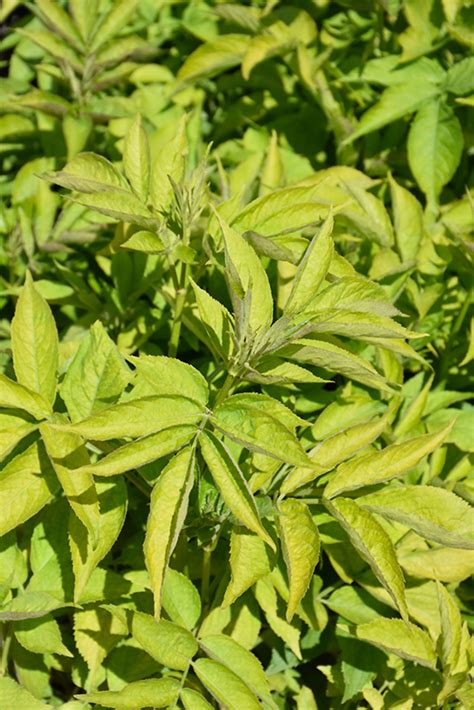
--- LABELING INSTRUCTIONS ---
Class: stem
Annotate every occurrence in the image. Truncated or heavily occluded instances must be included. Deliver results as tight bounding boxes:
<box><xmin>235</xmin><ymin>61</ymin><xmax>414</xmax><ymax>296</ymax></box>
<box><xmin>0</xmin><ymin>624</ymin><xmax>11</xmax><ymax>677</ymax></box>
<box><xmin>168</xmin><ymin>261</ymin><xmax>189</xmax><ymax>358</ymax></box>
<box><xmin>212</xmin><ymin>373</ymin><xmax>236</xmax><ymax>407</ymax></box>
<box><xmin>201</xmin><ymin>548</ymin><xmax>212</xmax><ymax>607</ymax></box>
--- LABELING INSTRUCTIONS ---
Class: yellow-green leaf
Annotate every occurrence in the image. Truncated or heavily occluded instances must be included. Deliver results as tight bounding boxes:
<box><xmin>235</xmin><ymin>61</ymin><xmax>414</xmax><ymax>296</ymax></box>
<box><xmin>11</xmin><ymin>272</ymin><xmax>58</xmax><ymax>406</ymax></box>
<box><xmin>223</xmin><ymin>529</ymin><xmax>272</xmax><ymax>607</ymax></box>
<box><xmin>129</xmin><ymin>612</ymin><xmax>198</xmax><ymax>670</ymax></box>
<box><xmin>356</xmin><ymin>618</ymin><xmax>436</xmax><ymax>669</ymax></box>
<box><xmin>123</xmin><ymin>114</ymin><xmax>150</xmax><ymax>201</ymax></box>
<box><xmin>325</xmin><ymin>425</ymin><xmax>451</xmax><ymax>498</ymax></box>
<box><xmin>77</xmin><ymin>678</ymin><xmax>180</xmax><ymax>708</ymax></box>
<box><xmin>193</xmin><ymin>658</ymin><xmax>262</xmax><ymax>710</ymax></box>
<box><xmin>144</xmin><ymin>446</ymin><xmax>195</xmax><ymax>618</ymax></box>
<box><xmin>277</xmin><ymin>499</ymin><xmax>320</xmax><ymax>621</ymax></box>
<box><xmin>326</xmin><ymin>497</ymin><xmax>408</xmax><ymax>620</ymax></box>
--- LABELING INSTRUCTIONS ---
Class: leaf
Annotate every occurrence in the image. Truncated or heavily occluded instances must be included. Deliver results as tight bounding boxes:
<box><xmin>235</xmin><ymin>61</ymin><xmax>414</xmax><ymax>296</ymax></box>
<box><xmin>223</xmin><ymin>529</ymin><xmax>272</xmax><ymax>606</ymax></box>
<box><xmin>76</xmin><ymin>425</ymin><xmax>197</xmax><ymax>477</ymax></box>
<box><xmin>74</xmin><ymin>606</ymin><xmax>125</xmax><ymax>686</ymax></box>
<box><xmin>445</xmin><ymin>57</ymin><xmax>474</xmax><ymax>95</ymax></box>
<box><xmin>324</xmin><ymin>425</ymin><xmax>451</xmax><ymax>498</ymax></box>
<box><xmin>178</xmin><ymin>35</ymin><xmax>250</xmax><ymax>82</ymax></box>
<box><xmin>389</xmin><ymin>175</ymin><xmax>423</xmax><ymax>263</ymax></box>
<box><xmin>50</xmin><ymin>152</ymin><xmax>131</xmax><ymax>193</ymax></box>
<box><xmin>212</xmin><ymin>395</ymin><xmax>309</xmax><ymax>466</ymax></box>
<box><xmin>348</xmin><ymin>81</ymin><xmax>439</xmax><ymax>141</ymax></box>
<box><xmin>32</xmin><ymin>0</ymin><xmax>83</xmax><ymax>48</ymax></box>
<box><xmin>40</xmin><ymin>424</ymin><xmax>100</xmax><ymax>546</ymax></box>
<box><xmin>123</xmin><ymin>114</ymin><xmax>150</xmax><ymax>201</ymax></box>
<box><xmin>358</xmin><ymin>485</ymin><xmax>474</xmax><ymax>549</ymax></box>
<box><xmin>181</xmin><ymin>688</ymin><xmax>214</xmax><ymax>710</ymax></box>
<box><xmin>0</xmin><ymin>374</ymin><xmax>51</xmax><ymax>419</ymax></box>
<box><xmin>407</xmin><ymin>100</ymin><xmax>463</xmax><ymax>207</ymax></box>
<box><xmin>60</xmin><ymin>394</ymin><xmax>203</xmax><ymax>440</ymax></box>
<box><xmin>253</xmin><ymin>577</ymin><xmax>301</xmax><ymax>658</ymax></box>
<box><xmin>71</xmin><ymin>189</ymin><xmax>154</xmax><ymax>224</ymax></box>
<box><xmin>162</xmin><ymin>568</ymin><xmax>201</xmax><ymax>630</ymax></box>
<box><xmin>61</xmin><ymin>321</ymin><xmax>130</xmax><ymax>422</ymax></box>
<box><xmin>283</xmin><ymin>213</ymin><xmax>334</xmax><ymax>315</ymax></box>
<box><xmin>89</xmin><ymin>0</ymin><xmax>139</xmax><ymax>51</ymax></box>
<box><xmin>15</xmin><ymin>613</ymin><xmax>71</xmax><ymax>657</ymax></box>
<box><xmin>311</xmin><ymin>277</ymin><xmax>400</xmax><ymax>317</ymax></box>
<box><xmin>199</xmin><ymin>432</ymin><xmax>274</xmax><ymax>549</ymax></box>
<box><xmin>437</xmin><ymin>583</ymin><xmax>470</xmax><ymax>674</ymax></box>
<box><xmin>129</xmin><ymin>355</ymin><xmax>209</xmax><ymax>406</ymax></box>
<box><xmin>216</xmin><ymin>212</ymin><xmax>273</xmax><ymax>336</ymax></box>
<box><xmin>144</xmin><ymin>446</ymin><xmax>195</xmax><ymax>618</ymax></box>
<box><xmin>193</xmin><ymin>658</ymin><xmax>262</xmax><ymax>710</ymax></box>
<box><xmin>0</xmin><ymin>677</ymin><xmax>50</xmax><ymax>709</ymax></box>
<box><xmin>277</xmin><ymin>499</ymin><xmax>320</xmax><ymax>621</ymax></box>
<box><xmin>128</xmin><ymin>612</ymin><xmax>198</xmax><ymax>670</ymax></box>
<box><xmin>326</xmin><ymin>497</ymin><xmax>408</xmax><ymax>620</ymax></box>
<box><xmin>200</xmin><ymin>634</ymin><xmax>273</xmax><ymax>705</ymax></box>
<box><xmin>121</xmin><ymin>229</ymin><xmax>165</xmax><ymax>254</ymax></box>
<box><xmin>281</xmin><ymin>415</ymin><xmax>388</xmax><ymax>496</ymax></box>
<box><xmin>11</xmin><ymin>272</ymin><xmax>58</xmax><ymax>406</ymax></box>
<box><xmin>242</xmin><ymin>32</ymin><xmax>292</xmax><ymax>81</ymax></box>
<box><xmin>0</xmin><ymin>442</ymin><xmax>58</xmax><ymax>537</ymax></box>
<box><xmin>399</xmin><ymin>548</ymin><xmax>474</xmax><ymax>583</ymax></box>
<box><xmin>77</xmin><ymin>678</ymin><xmax>180</xmax><ymax>708</ymax></box>
<box><xmin>191</xmin><ymin>280</ymin><xmax>234</xmax><ymax>359</ymax></box>
<box><xmin>69</xmin><ymin>478</ymin><xmax>127</xmax><ymax>601</ymax></box>
<box><xmin>356</xmin><ymin>618</ymin><xmax>436</xmax><ymax>669</ymax></box>
<box><xmin>277</xmin><ymin>338</ymin><xmax>390</xmax><ymax>391</ymax></box>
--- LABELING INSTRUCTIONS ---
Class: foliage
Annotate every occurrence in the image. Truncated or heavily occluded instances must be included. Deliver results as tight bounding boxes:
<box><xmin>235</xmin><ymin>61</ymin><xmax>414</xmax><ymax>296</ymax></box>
<box><xmin>0</xmin><ymin>1</ymin><xmax>473</xmax><ymax>708</ymax></box>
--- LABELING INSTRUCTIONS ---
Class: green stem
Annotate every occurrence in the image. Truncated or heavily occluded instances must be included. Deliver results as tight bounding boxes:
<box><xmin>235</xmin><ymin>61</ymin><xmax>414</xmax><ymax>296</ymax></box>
<box><xmin>201</xmin><ymin>548</ymin><xmax>212</xmax><ymax>607</ymax></box>
<box><xmin>0</xmin><ymin>624</ymin><xmax>11</xmax><ymax>677</ymax></box>
<box><xmin>213</xmin><ymin>373</ymin><xmax>236</xmax><ymax>407</ymax></box>
<box><xmin>168</xmin><ymin>261</ymin><xmax>189</xmax><ymax>358</ymax></box>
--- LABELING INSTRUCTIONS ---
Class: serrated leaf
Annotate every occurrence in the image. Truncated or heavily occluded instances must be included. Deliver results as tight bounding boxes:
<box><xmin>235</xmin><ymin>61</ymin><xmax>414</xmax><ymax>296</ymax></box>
<box><xmin>348</xmin><ymin>81</ymin><xmax>439</xmax><ymax>141</ymax></box>
<box><xmin>356</xmin><ymin>618</ymin><xmax>436</xmax><ymax>668</ymax></box>
<box><xmin>277</xmin><ymin>499</ymin><xmax>320</xmax><ymax>621</ymax></box>
<box><xmin>0</xmin><ymin>442</ymin><xmax>58</xmax><ymax>537</ymax></box>
<box><xmin>407</xmin><ymin>100</ymin><xmax>463</xmax><ymax>207</ymax></box>
<box><xmin>325</xmin><ymin>425</ymin><xmax>451</xmax><ymax>498</ymax></box>
<box><xmin>277</xmin><ymin>338</ymin><xmax>390</xmax><ymax>391</ymax></box>
<box><xmin>223</xmin><ymin>529</ymin><xmax>272</xmax><ymax>606</ymax></box>
<box><xmin>71</xmin><ymin>189</ymin><xmax>153</xmax><ymax>224</ymax></box>
<box><xmin>77</xmin><ymin>425</ymin><xmax>197</xmax><ymax>477</ymax></box>
<box><xmin>129</xmin><ymin>354</ymin><xmax>209</xmax><ymax>405</ymax></box>
<box><xmin>144</xmin><ymin>446</ymin><xmax>195</xmax><ymax>618</ymax></box>
<box><xmin>281</xmin><ymin>415</ymin><xmax>387</xmax><ymax>495</ymax></box>
<box><xmin>61</xmin><ymin>321</ymin><xmax>130</xmax><ymax>423</ymax></box>
<box><xmin>191</xmin><ymin>280</ymin><xmax>234</xmax><ymax>359</ymax></box>
<box><xmin>178</xmin><ymin>34</ymin><xmax>250</xmax><ymax>82</ymax></box>
<box><xmin>389</xmin><ymin>174</ymin><xmax>423</xmax><ymax>263</ymax></box>
<box><xmin>59</xmin><ymin>394</ymin><xmax>203</xmax><ymax>440</ymax></box>
<box><xmin>89</xmin><ymin>0</ymin><xmax>139</xmax><ymax>51</ymax></box>
<box><xmin>11</xmin><ymin>272</ymin><xmax>58</xmax><ymax>407</ymax></box>
<box><xmin>0</xmin><ymin>374</ymin><xmax>51</xmax><ymax>419</ymax></box>
<box><xmin>121</xmin><ymin>229</ymin><xmax>165</xmax><ymax>253</ymax></box>
<box><xmin>181</xmin><ymin>687</ymin><xmax>214</xmax><ymax>710</ymax></box>
<box><xmin>123</xmin><ymin>114</ymin><xmax>150</xmax><ymax>201</ymax></box>
<box><xmin>69</xmin><ymin>478</ymin><xmax>127</xmax><ymax>601</ymax></box>
<box><xmin>40</xmin><ymin>424</ymin><xmax>100</xmax><ymax>546</ymax></box>
<box><xmin>77</xmin><ymin>678</ymin><xmax>180</xmax><ymax>708</ymax></box>
<box><xmin>326</xmin><ymin>497</ymin><xmax>408</xmax><ymax>620</ymax></box>
<box><xmin>199</xmin><ymin>432</ymin><xmax>274</xmax><ymax>548</ymax></box>
<box><xmin>193</xmin><ymin>658</ymin><xmax>262</xmax><ymax>710</ymax></box>
<box><xmin>445</xmin><ymin>57</ymin><xmax>474</xmax><ymax>95</ymax></box>
<box><xmin>216</xmin><ymin>212</ymin><xmax>273</xmax><ymax>337</ymax></box>
<box><xmin>15</xmin><ymin>613</ymin><xmax>72</xmax><ymax>657</ymax></box>
<box><xmin>162</xmin><ymin>568</ymin><xmax>201</xmax><ymax>630</ymax></box>
<box><xmin>74</xmin><ymin>606</ymin><xmax>125</xmax><ymax>687</ymax></box>
<box><xmin>32</xmin><ymin>0</ymin><xmax>84</xmax><ymax>48</ymax></box>
<box><xmin>128</xmin><ymin>612</ymin><xmax>198</xmax><ymax>670</ymax></box>
<box><xmin>437</xmin><ymin>583</ymin><xmax>470</xmax><ymax>675</ymax></box>
<box><xmin>0</xmin><ymin>677</ymin><xmax>50</xmax><ymax>709</ymax></box>
<box><xmin>212</xmin><ymin>395</ymin><xmax>309</xmax><ymax>466</ymax></box>
<box><xmin>253</xmin><ymin>577</ymin><xmax>301</xmax><ymax>658</ymax></box>
<box><xmin>358</xmin><ymin>485</ymin><xmax>474</xmax><ymax>549</ymax></box>
<box><xmin>50</xmin><ymin>152</ymin><xmax>131</xmax><ymax>194</ymax></box>
<box><xmin>200</xmin><ymin>634</ymin><xmax>273</xmax><ymax>705</ymax></box>
<box><xmin>284</xmin><ymin>213</ymin><xmax>333</xmax><ymax>315</ymax></box>
<box><xmin>399</xmin><ymin>548</ymin><xmax>474</xmax><ymax>583</ymax></box>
